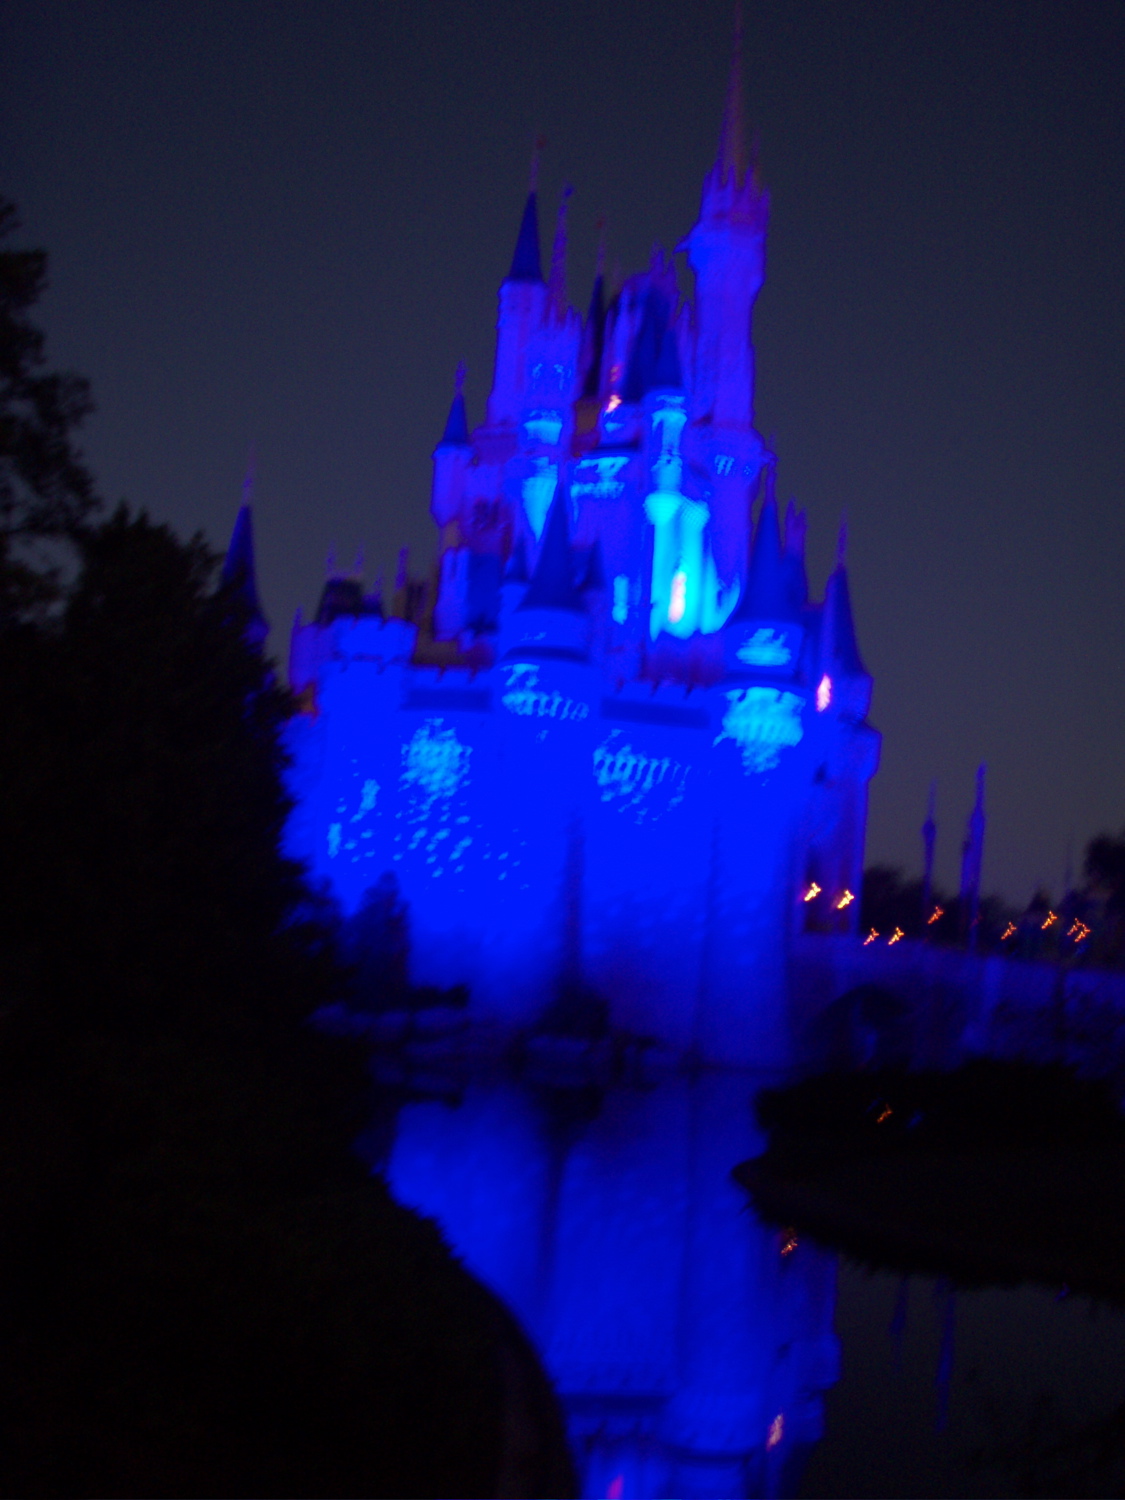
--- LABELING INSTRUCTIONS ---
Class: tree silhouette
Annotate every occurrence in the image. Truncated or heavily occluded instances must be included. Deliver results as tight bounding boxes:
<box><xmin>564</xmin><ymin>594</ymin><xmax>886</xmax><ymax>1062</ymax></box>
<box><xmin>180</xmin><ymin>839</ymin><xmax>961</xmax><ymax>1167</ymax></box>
<box><xmin>0</xmin><ymin>508</ymin><xmax>574</xmax><ymax>1497</ymax></box>
<box><xmin>0</xmin><ymin>198</ymin><xmax>99</xmax><ymax>618</ymax></box>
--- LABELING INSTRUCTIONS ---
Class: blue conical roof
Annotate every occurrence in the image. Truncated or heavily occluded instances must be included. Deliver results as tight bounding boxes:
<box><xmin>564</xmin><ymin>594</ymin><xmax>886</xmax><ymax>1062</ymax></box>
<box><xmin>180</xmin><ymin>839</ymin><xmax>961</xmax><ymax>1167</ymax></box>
<box><xmin>503</xmin><ymin>534</ymin><xmax>529</xmax><ymax>584</ymax></box>
<box><xmin>507</xmin><ymin>191</ymin><xmax>543</xmax><ymax>283</ymax></box>
<box><xmin>440</xmin><ymin>389</ymin><xmax>469</xmax><ymax>446</ymax></box>
<box><xmin>826</xmin><ymin>565</ymin><xmax>866</xmax><ymax>676</ymax></box>
<box><xmin>518</xmin><ymin>487</ymin><xmax>584</xmax><ymax>613</ymax></box>
<box><xmin>222</xmin><ymin>504</ymin><xmax>269</xmax><ymax>643</ymax></box>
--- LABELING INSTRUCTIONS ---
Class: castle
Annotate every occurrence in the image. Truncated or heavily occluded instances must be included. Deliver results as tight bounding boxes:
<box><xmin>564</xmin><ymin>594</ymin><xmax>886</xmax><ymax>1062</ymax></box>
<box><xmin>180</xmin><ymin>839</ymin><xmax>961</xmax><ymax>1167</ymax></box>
<box><xmin>269</xmin><ymin>51</ymin><xmax>881</xmax><ymax>1063</ymax></box>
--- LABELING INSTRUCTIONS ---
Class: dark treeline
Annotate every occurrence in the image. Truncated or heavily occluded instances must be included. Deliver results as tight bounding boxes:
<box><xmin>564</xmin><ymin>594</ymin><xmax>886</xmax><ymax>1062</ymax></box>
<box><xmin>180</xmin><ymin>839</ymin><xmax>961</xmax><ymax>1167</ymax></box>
<box><xmin>0</xmin><ymin>200</ymin><xmax>573</xmax><ymax>1498</ymax></box>
<box><xmin>861</xmin><ymin>839</ymin><xmax>1125</xmax><ymax>965</ymax></box>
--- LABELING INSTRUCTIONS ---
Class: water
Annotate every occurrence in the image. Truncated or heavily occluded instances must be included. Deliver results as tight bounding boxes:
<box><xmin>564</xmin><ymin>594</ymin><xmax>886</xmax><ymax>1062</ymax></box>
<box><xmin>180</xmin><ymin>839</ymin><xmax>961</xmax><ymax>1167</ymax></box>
<box><xmin>368</xmin><ymin>1065</ymin><xmax>1125</xmax><ymax>1498</ymax></box>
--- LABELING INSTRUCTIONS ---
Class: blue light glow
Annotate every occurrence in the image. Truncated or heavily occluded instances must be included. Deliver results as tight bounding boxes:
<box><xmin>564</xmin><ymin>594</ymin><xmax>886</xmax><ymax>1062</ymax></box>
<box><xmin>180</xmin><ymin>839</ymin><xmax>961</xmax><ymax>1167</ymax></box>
<box><xmin>522</xmin><ymin>410</ymin><xmax>564</xmax><ymax>446</ymax></box>
<box><xmin>737</xmin><ymin>627</ymin><xmax>793</xmax><ymax>667</ymax></box>
<box><xmin>400</xmin><ymin>719</ymin><xmax>471</xmax><ymax>806</ymax></box>
<box><xmin>612</xmin><ymin>575</ymin><xmax>629</xmax><ymax>624</ymax></box>
<box><xmin>522</xmin><ymin>458</ymin><xmax>557</xmax><ymax>540</ymax></box>
<box><xmin>500</xmin><ymin>662</ymin><xmax>590</xmax><ymax>721</ymax></box>
<box><xmin>592</xmin><ymin>730</ymin><xmax>689</xmax><ymax>821</ymax></box>
<box><xmin>572</xmin><ymin>454</ymin><xmax>629</xmax><ymax>502</ymax></box>
<box><xmin>715</xmin><ymin>687</ymin><xmax>804</xmax><ymax>773</ymax></box>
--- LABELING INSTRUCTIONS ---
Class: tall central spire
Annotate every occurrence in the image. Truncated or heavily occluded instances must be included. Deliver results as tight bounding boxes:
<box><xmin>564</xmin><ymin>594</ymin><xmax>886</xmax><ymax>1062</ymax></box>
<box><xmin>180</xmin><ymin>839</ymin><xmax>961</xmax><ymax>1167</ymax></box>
<box><xmin>717</xmin><ymin>2</ymin><xmax>747</xmax><ymax>188</ymax></box>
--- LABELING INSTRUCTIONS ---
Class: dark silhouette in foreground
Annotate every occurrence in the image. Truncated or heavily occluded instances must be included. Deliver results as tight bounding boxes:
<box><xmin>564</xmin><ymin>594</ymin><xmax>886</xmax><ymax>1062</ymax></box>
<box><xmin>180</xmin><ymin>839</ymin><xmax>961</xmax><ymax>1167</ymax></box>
<box><xmin>0</xmin><ymin>507</ymin><xmax>574</xmax><ymax>1497</ymax></box>
<box><xmin>736</xmin><ymin>1060</ymin><xmax>1125</xmax><ymax>1303</ymax></box>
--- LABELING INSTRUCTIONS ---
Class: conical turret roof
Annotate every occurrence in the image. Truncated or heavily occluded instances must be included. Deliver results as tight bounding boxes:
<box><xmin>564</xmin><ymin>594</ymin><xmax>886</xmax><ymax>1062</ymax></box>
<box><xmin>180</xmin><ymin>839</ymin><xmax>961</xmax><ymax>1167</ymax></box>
<box><xmin>507</xmin><ymin>191</ymin><xmax>543</xmax><ymax>283</ymax></box>
<box><xmin>518</xmin><ymin>486</ymin><xmax>584</xmax><ymax>613</ymax></box>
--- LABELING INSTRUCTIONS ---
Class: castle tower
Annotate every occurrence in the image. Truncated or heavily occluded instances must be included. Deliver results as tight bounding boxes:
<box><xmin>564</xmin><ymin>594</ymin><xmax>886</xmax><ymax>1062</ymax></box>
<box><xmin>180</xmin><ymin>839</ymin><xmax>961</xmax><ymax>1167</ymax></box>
<box><xmin>486</xmin><ymin>167</ymin><xmax>548</xmax><ymax>430</ymax></box>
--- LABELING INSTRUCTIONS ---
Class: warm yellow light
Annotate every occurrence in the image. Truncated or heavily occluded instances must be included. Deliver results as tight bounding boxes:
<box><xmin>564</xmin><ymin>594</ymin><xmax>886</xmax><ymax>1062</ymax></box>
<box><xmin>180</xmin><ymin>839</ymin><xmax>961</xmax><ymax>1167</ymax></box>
<box><xmin>834</xmin><ymin>889</ymin><xmax>855</xmax><ymax>909</ymax></box>
<box><xmin>1001</xmin><ymin>922</ymin><xmax>1017</xmax><ymax>940</ymax></box>
<box><xmin>927</xmin><ymin>905</ymin><xmax>944</xmax><ymax>925</ymax></box>
<box><xmin>1042</xmin><ymin>911</ymin><xmax>1058</xmax><ymax>930</ymax></box>
<box><xmin>888</xmin><ymin>926</ymin><xmax>904</xmax><ymax>945</ymax></box>
<box><xmin>803</xmin><ymin>882</ymin><xmax>821</xmax><ymax>902</ymax></box>
<box><xmin>605</xmin><ymin>393</ymin><xmax>622</xmax><ymax>413</ymax></box>
<box><xmin>863</xmin><ymin>928</ymin><xmax>878</xmax><ymax>945</ymax></box>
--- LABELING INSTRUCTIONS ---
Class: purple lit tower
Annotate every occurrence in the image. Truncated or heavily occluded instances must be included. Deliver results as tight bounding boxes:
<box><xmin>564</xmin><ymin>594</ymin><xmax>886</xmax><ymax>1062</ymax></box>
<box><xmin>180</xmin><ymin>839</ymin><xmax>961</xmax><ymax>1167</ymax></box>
<box><xmin>279</xmin><ymin>42</ymin><xmax>880</xmax><ymax>1064</ymax></box>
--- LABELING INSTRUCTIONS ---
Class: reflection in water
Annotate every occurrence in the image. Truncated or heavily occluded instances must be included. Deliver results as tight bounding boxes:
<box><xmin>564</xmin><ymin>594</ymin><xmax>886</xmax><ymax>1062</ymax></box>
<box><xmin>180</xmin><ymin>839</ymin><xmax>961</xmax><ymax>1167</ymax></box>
<box><xmin>381</xmin><ymin>1071</ymin><xmax>839</xmax><ymax>1499</ymax></box>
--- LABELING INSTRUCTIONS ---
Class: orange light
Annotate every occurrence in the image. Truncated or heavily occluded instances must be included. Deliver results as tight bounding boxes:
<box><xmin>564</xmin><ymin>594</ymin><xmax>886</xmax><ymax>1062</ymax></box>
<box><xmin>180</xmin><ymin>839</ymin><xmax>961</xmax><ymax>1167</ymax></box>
<box><xmin>1068</xmin><ymin>920</ymin><xmax>1091</xmax><ymax>942</ymax></box>
<box><xmin>1041</xmin><ymin>910</ymin><xmax>1058</xmax><ymax>930</ymax></box>
<box><xmin>766</xmin><ymin>1414</ymin><xmax>785</xmax><ymax>1451</ymax></box>
<box><xmin>927</xmin><ymin>905</ymin><xmax>944</xmax><ymax>925</ymax></box>
<box><xmin>1001</xmin><ymin>922</ymin><xmax>1017</xmax><ymax>940</ymax></box>
<box><xmin>863</xmin><ymin>928</ymin><xmax>878</xmax><ymax>945</ymax></box>
<box><xmin>888</xmin><ymin>926</ymin><xmax>904</xmax><ymax>945</ymax></box>
<box><xmin>834</xmin><ymin>889</ymin><xmax>855</xmax><ymax>910</ymax></box>
<box><xmin>780</xmin><ymin>1230</ymin><xmax>798</xmax><ymax>1257</ymax></box>
<box><xmin>876</xmin><ymin>1105</ymin><xmax>892</xmax><ymax>1123</ymax></box>
<box><xmin>803</xmin><ymin>882</ymin><xmax>821</xmax><ymax>903</ymax></box>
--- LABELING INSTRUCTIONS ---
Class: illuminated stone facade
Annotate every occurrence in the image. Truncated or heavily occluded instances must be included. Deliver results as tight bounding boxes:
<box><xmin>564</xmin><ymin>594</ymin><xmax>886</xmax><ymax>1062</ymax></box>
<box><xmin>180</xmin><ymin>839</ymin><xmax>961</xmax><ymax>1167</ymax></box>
<box><xmin>278</xmin><ymin>66</ymin><xmax>880</xmax><ymax>1063</ymax></box>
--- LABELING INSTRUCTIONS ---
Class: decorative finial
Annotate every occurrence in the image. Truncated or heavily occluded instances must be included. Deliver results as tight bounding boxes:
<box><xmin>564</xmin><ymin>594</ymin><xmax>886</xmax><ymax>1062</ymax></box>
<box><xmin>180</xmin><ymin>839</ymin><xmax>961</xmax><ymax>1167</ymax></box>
<box><xmin>836</xmin><ymin>516</ymin><xmax>848</xmax><ymax>568</ymax></box>
<box><xmin>548</xmin><ymin>183</ymin><xmax>573</xmax><ymax>320</ymax></box>
<box><xmin>241</xmin><ymin>445</ymin><xmax>257</xmax><ymax>507</ymax></box>
<box><xmin>529</xmin><ymin>134</ymin><xmax>546</xmax><ymax>193</ymax></box>
<box><xmin>717</xmin><ymin>2</ymin><xmax>747</xmax><ymax>187</ymax></box>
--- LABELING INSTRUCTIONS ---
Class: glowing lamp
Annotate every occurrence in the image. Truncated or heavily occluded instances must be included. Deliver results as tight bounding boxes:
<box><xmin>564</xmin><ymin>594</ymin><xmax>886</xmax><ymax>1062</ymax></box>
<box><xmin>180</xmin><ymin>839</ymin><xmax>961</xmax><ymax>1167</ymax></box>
<box><xmin>668</xmin><ymin>570</ymin><xmax>687</xmax><ymax>624</ymax></box>
<box><xmin>803</xmin><ymin>882</ymin><xmax>821</xmax><ymax>902</ymax></box>
<box><xmin>888</xmin><ymin>926</ymin><xmax>904</xmax><ymax>945</ymax></box>
<box><xmin>816</xmin><ymin>674</ymin><xmax>832</xmax><ymax>712</ymax></box>
<box><xmin>927</xmin><ymin>905</ymin><xmax>944</xmax><ymax>925</ymax></box>
<box><xmin>605</xmin><ymin>393</ymin><xmax>621</xmax><ymax>414</ymax></box>
<box><xmin>612</xmin><ymin>574</ymin><xmax>629</xmax><ymax>625</ymax></box>
<box><xmin>834</xmin><ymin>889</ymin><xmax>854</xmax><ymax>910</ymax></box>
<box><xmin>766</xmin><ymin>1414</ymin><xmax>785</xmax><ymax>1451</ymax></box>
<box><xmin>1001</xmin><ymin>922</ymin><xmax>1017</xmax><ymax>940</ymax></box>
<box><xmin>1041</xmin><ymin>911</ymin><xmax>1058</xmax><ymax>930</ymax></box>
<box><xmin>863</xmin><ymin>928</ymin><xmax>878</xmax><ymax>945</ymax></box>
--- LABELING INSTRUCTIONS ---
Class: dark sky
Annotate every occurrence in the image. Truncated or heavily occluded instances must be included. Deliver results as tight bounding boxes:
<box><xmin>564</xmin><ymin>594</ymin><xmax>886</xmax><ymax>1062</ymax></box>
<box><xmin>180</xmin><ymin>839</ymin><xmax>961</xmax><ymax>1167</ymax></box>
<box><xmin>2</xmin><ymin>0</ymin><xmax>1123</xmax><ymax>904</ymax></box>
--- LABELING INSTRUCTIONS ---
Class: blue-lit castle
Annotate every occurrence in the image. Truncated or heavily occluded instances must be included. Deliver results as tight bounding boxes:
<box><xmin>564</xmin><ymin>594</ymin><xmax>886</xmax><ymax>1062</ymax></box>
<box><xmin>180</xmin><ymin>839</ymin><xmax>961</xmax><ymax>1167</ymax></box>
<box><xmin>277</xmin><ymin>63</ymin><xmax>880</xmax><ymax>1064</ymax></box>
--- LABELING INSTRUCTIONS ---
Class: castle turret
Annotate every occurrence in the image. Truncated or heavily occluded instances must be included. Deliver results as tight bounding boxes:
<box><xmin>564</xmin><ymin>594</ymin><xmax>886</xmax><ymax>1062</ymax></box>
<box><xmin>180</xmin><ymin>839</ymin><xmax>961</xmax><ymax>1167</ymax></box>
<box><xmin>680</xmin><ymin>12</ymin><xmax>768</xmax><ymax>432</ymax></box>
<box><xmin>487</xmin><ymin>170</ymin><xmax>548</xmax><ymax>429</ymax></box>
<box><xmin>820</xmin><ymin>524</ymin><xmax>870</xmax><ymax>712</ymax></box>
<box><xmin>222</xmin><ymin>469</ymin><xmax>269</xmax><ymax>649</ymax></box>
<box><xmin>502</xmin><ymin>485</ymin><xmax>590</xmax><ymax>660</ymax></box>
<box><xmin>723</xmin><ymin>465</ymin><xmax>804</xmax><ymax>676</ymax></box>
<box><xmin>431</xmin><ymin>364</ymin><xmax>471</xmax><ymax>530</ymax></box>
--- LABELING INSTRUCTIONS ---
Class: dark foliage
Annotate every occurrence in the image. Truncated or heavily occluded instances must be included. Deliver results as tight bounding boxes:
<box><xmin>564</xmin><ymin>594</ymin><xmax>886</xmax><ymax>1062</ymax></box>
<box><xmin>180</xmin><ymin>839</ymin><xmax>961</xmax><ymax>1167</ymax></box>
<box><xmin>0</xmin><ymin>198</ymin><xmax>98</xmax><ymax>616</ymax></box>
<box><xmin>754</xmin><ymin>1059</ymin><xmax>1125</xmax><ymax>1153</ymax></box>
<box><xmin>0</xmin><ymin>508</ymin><xmax>575</xmax><ymax>1497</ymax></box>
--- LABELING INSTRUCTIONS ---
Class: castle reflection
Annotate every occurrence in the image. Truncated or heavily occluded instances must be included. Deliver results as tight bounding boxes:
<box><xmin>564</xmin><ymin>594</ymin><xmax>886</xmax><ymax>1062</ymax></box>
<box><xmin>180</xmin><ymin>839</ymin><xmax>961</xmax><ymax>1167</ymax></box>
<box><xmin>381</xmin><ymin>1069</ymin><xmax>840</xmax><ymax>1499</ymax></box>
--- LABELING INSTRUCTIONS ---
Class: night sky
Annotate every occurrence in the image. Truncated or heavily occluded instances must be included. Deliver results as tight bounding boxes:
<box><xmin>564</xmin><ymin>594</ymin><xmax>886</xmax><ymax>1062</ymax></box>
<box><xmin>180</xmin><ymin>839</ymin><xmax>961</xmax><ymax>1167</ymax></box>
<box><xmin>2</xmin><ymin>0</ymin><xmax>1122</xmax><ymax>905</ymax></box>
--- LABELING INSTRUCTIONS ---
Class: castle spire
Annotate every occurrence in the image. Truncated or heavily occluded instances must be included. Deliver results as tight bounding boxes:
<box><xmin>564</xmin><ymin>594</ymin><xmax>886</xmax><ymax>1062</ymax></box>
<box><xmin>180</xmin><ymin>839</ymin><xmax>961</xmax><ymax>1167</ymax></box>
<box><xmin>439</xmin><ymin>362</ymin><xmax>470</xmax><ymax>446</ymax></box>
<box><xmin>519</xmin><ymin>485</ymin><xmax>583</xmax><ymax>613</ymax></box>
<box><xmin>717</xmin><ymin>2</ymin><xmax>747</xmax><ymax>188</ymax></box>
<box><xmin>222</xmin><ymin>463</ymin><xmax>269</xmax><ymax>647</ymax></box>
<box><xmin>547</xmin><ymin>184</ymin><xmax>573</xmax><ymax>322</ymax></box>
<box><xmin>823</xmin><ymin>547</ymin><xmax>866</xmax><ymax>677</ymax></box>
<box><xmin>507</xmin><ymin>140</ymin><xmax>545</xmax><ymax>283</ymax></box>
